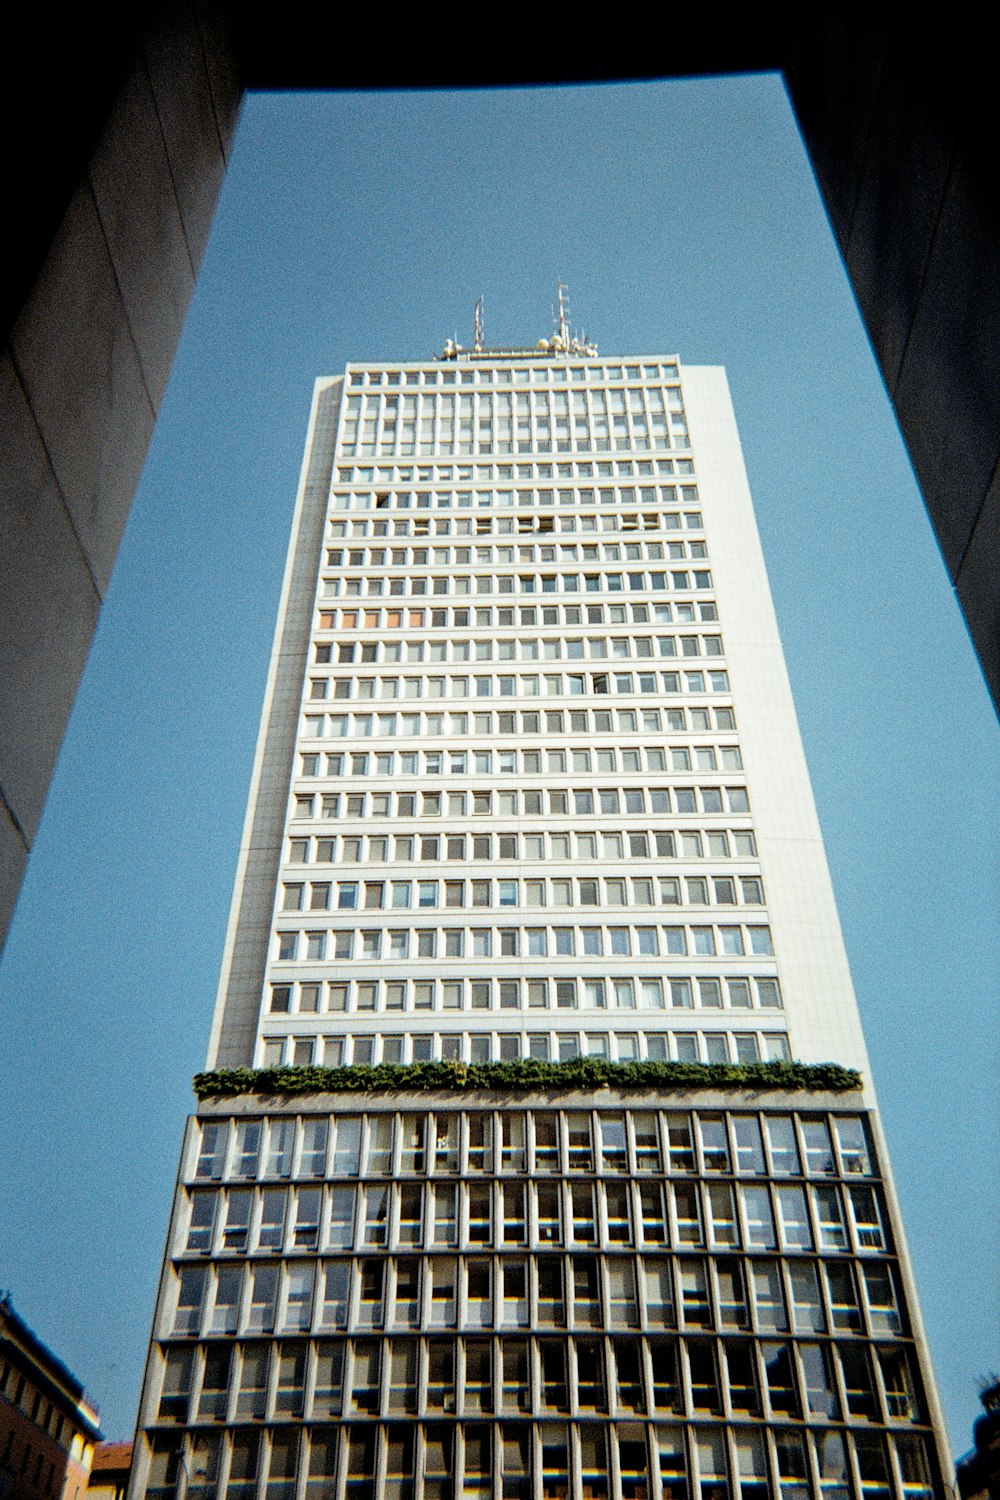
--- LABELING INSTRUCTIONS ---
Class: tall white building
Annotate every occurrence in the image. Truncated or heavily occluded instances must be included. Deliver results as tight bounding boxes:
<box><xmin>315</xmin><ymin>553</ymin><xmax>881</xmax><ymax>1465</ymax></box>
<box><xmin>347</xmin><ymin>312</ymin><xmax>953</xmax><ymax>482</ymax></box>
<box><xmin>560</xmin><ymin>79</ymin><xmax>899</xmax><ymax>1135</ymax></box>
<box><xmin>129</xmin><ymin>315</ymin><xmax>950</xmax><ymax>1500</ymax></box>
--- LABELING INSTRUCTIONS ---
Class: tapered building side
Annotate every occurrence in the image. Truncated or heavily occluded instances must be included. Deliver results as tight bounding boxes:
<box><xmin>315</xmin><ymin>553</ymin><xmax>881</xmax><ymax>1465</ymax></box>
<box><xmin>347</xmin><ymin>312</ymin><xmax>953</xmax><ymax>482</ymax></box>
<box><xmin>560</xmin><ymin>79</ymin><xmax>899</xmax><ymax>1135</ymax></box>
<box><xmin>128</xmin><ymin>320</ymin><xmax>950</xmax><ymax>1500</ymax></box>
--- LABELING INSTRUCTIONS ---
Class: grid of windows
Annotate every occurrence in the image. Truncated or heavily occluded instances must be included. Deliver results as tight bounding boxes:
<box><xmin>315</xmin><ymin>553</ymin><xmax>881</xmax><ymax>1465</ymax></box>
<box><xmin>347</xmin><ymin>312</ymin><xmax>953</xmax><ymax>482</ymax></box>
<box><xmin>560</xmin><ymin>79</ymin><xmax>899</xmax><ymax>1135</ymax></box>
<box><xmin>137</xmin><ymin>1103</ymin><xmax>941</xmax><ymax>1500</ymax></box>
<box><xmin>338</xmin><ymin>371</ymin><xmax>689</xmax><ymax>460</ymax></box>
<box><xmin>236</xmin><ymin>360</ymin><xmax>819</xmax><ymax>1097</ymax></box>
<box><xmin>130</xmin><ymin>352</ymin><xmax>947</xmax><ymax>1500</ymax></box>
<box><xmin>264</xmin><ymin>372</ymin><xmax>766</xmax><ymax>1063</ymax></box>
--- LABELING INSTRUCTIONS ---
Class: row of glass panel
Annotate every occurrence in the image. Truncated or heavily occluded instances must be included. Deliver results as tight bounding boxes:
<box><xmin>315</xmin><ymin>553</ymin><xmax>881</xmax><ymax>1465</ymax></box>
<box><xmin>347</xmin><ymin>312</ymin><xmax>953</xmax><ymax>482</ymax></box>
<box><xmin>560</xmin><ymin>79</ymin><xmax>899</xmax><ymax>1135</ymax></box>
<box><xmin>316</xmin><ymin>605</ymin><xmax>719</xmax><ymax>633</ymax></box>
<box><xmin>320</xmin><ymin>572</ymin><xmax>714</xmax><ymax>599</ymax></box>
<box><xmin>331</xmin><ymin>468</ymin><xmax>698</xmax><ymax>499</ymax></box>
<box><xmin>267</xmin><ymin>974</ymin><xmax>781</xmax><ymax>1016</ymax></box>
<box><xmin>328</xmin><ymin>493</ymin><xmax>699</xmax><ymax>518</ymax></box>
<box><xmin>255</xmin><ymin>1030</ymin><xmax>791</xmax><ymax>1071</ymax></box>
<box><xmin>272</xmin><ymin>923</ymin><xmax>774</xmax><ymax>965</ymax></box>
<box><xmin>324</xmin><ymin>543</ymin><xmax>710</xmax><ymax>569</ymax></box>
<box><xmin>324</xmin><ymin>517</ymin><xmax>708</xmax><ymax>546</ymax></box>
<box><xmin>291</xmin><ymin>786</ymin><xmax>747</xmax><ymax>818</ymax></box>
<box><xmin>342</xmin><ymin>438</ymin><xmax>687</xmax><ymax>460</ymax></box>
<box><xmin>179</xmin><ymin>1179</ymin><xmax>887</xmax><ymax>1259</ymax></box>
<box><xmin>153</xmin><ymin>1332</ymin><xmax>924</xmax><ymax>1427</ymax></box>
<box><xmin>328</xmin><ymin>495</ymin><xmax>700</xmax><ymax>526</ymax></box>
<box><xmin>325</xmin><ymin>518</ymin><xmax>705</xmax><ymax>544</ymax></box>
<box><xmin>304</xmin><ymin>671</ymin><xmax>733</xmax><ymax>702</ymax></box>
<box><xmin>346</xmin><ymin>358</ymin><xmax>681</xmax><ymax>382</ymax></box>
<box><xmin>279</xmin><ymin>828</ymin><xmax>755</xmax><ymax>865</ymax></box>
<box><xmin>340</xmin><ymin>436</ymin><xmax>687</xmax><ymax>460</ymax></box>
<box><xmin>332</xmin><ymin>454</ymin><xmax>691</xmax><ymax>481</ymax></box>
<box><xmin>333</xmin><ymin>461</ymin><xmax>693</xmax><ymax>488</ymax></box>
<box><xmin>342</xmin><ymin>383</ymin><xmax>683</xmax><ymax>417</ymax></box>
<box><xmin>303</xmin><ymin>707</ymin><xmax>735</xmax><ymax>740</ymax></box>
<box><xmin>279</xmin><ymin>875</ymin><xmax>764</xmax><ymax>914</ymax></box>
<box><xmin>339</xmin><ymin>427</ymin><xmax>689</xmax><ymax>454</ymax></box>
<box><xmin>141</xmin><ymin>1418</ymin><xmax>940</xmax><ymax>1500</ymax></box>
<box><xmin>168</xmin><ymin>1255</ymin><xmax>904</xmax><ymax>1343</ymax></box>
<box><xmin>340</xmin><ymin>412</ymin><xmax>684</xmax><ymax>444</ymax></box>
<box><xmin>295</xmin><ymin>741</ymin><xmax>740</xmax><ymax>776</ymax></box>
<box><xmin>318</xmin><ymin>634</ymin><xmax>724</xmax><ymax>668</ymax></box>
<box><xmin>192</xmin><ymin>1114</ymin><xmax>874</xmax><ymax>1185</ymax></box>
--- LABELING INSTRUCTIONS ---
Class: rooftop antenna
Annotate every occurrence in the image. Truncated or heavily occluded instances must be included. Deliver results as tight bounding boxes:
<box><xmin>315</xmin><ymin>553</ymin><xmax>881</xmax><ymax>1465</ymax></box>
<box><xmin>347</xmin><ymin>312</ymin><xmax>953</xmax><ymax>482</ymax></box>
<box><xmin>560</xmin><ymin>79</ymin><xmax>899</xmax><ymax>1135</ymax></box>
<box><xmin>556</xmin><ymin>280</ymin><xmax>571</xmax><ymax>347</ymax></box>
<box><xmin>473</xmin><ymin>296</ymin><xmax>485</xmax><ymax>353</ymax></box>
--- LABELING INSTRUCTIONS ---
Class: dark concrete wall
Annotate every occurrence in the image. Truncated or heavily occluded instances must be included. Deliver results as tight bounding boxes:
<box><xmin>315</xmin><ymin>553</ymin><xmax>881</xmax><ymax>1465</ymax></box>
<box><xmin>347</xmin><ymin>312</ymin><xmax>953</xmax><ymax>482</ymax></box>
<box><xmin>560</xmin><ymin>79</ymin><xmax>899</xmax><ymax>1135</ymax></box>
<box><xmin>0</xmin><ymin>3</ymin><xmax>242</xmax><ymax>948</ymax></box>
<box><xmin>784</xmin><ymin>16</ymin><xmax>1000</xmax><ymax>707</ymax></box>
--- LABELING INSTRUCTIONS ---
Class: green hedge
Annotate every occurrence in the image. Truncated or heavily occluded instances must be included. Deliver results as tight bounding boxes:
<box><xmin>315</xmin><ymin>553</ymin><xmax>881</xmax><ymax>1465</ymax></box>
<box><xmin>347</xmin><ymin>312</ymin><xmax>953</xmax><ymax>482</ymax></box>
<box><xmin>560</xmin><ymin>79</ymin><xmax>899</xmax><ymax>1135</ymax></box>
<box><xmin>194</xmin><ymin>1057</ymin><xmax>861</xmax><ymax>1100</ymax></box>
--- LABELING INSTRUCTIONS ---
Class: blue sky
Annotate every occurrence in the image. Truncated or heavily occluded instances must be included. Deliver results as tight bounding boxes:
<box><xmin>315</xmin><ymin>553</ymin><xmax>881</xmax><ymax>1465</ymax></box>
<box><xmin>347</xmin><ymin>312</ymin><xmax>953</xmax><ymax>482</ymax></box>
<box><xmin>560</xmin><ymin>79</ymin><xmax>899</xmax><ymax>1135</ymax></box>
<box><xmin>0</xmin><ymin>80</ymin><xmax>996</xmax><ymax>1450</ymax></box>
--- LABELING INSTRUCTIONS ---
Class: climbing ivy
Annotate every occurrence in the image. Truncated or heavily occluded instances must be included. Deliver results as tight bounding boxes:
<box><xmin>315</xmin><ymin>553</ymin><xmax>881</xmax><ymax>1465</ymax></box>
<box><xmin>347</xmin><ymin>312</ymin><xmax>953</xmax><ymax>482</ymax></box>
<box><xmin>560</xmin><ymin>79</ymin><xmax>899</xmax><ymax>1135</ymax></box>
<box><xmin>194</xmin><ymin>1056</ymin><xmax>861</xmax><ymax>1100</ymax></box>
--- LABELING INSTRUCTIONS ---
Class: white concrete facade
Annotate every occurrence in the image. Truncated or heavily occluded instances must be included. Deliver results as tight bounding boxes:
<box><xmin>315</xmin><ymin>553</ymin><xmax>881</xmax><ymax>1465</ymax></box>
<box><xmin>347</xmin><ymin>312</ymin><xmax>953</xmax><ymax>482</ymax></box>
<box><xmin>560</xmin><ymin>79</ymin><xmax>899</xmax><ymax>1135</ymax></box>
<box><xmin>207</xmin><ymin>353</ymin><xmax>857</xmax><ymax>1083</ymax></box>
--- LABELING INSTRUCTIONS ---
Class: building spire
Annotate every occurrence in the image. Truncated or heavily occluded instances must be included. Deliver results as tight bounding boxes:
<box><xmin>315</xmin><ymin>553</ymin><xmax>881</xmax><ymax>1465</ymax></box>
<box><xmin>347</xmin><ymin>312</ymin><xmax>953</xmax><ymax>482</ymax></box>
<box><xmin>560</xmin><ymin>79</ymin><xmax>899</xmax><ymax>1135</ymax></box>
<box><xmin>473</xmin><ymin>296</ymin><xmax>485</xmax><ymax>353</ymax></box>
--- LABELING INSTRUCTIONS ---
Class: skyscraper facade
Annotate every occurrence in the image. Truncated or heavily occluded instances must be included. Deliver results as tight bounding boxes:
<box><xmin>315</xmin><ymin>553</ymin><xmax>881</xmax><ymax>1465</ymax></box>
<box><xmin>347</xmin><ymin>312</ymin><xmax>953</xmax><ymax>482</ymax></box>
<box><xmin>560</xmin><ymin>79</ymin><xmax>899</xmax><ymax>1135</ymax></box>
<box><xmin>128</xmin><ymin>319</ymin><xmax>950</xmax><ymax>1500</ymax></box>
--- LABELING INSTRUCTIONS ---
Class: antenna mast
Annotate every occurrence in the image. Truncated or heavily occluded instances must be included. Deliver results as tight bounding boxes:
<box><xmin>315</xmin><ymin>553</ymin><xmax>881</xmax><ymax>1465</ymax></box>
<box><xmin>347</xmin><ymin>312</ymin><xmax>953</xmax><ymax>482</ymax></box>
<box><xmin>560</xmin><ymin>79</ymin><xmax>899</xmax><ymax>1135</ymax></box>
<box><xmin>556</xmin><ymin>280</ymin><xmax>571</xmax><ymax>347</ymax></box>
<box><xmin>440</xmin><ymin>286</ymin><xmax>597</xmax><ymax>359</ymax></box>
<box><xmin>548</xmin><ymin>281</ymin><xmax>597</xmax><ymax>356</ymax></box>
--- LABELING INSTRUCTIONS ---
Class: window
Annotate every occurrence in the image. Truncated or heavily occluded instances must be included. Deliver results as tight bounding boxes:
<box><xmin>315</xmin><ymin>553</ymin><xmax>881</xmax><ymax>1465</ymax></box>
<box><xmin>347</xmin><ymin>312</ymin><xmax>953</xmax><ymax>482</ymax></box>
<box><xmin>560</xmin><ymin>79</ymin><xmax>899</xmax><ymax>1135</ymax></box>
<box><xmin>848</xmin><ymin>1185</ymin><xmax>886</xmax><ymax>1249</ymax></box>
<box><xmin>742</xmin><ymin>1186</ymin><xmax>775</xmax><ymax>1249</ymax></box>
<box><xmin>716</xmin><ymin>1260</ymin><xmax>749</xmax><ymax>1332</ymax></box>
<box><xmin>317</xmin><ymin>1263</ymin><xmax>349</xmax><ymax>1331</ymax></box>
<box><xmin>158</xmin><ymin>1346</ymin><xmax>195</xmax><ymax>1424</ymax></box>
<box><xmin>605</xmin><ymin>1182</ymin><xmax>632</xmax><ymax>1243</ymax></box>
<box><xmin>357</xmin><ymin>1261</ymin><xmax>385</xmax><ymax>1331</ymax></box>
<box><xmin>283</xmin><ymin>1263</ymin><xmax>314</xmax><ymax>1330</ymax></box>
<box><xmin>607</xmin><ymin>1261</ymin><xmax>638</xmax><ymax>1328</ymax></box>
<box><xmin>173</xmin><ymin>1267</ymin><xmax>206</xmax><ymax>1334</ymax></box>
<box><xmin>834</xmin><ymin>1115</ymin><xmax>872</xmax><ymax>1175</ymax></box>
<box><xmin>186</xmin><ymin>1189</ymin><xmax>217</xmax><ymax>1253</ymax></box>
<box><xmin>731</xmin><ymin>1128</ymin><xmax>761</xmax><ymax>1182</ymax></box>
<box><xmin>863</xmin><ymin>1263</ymin><xmax>902</xmax><ymax>1334</ymax></box>
<box><xmin>777</xmin><ymin>1185</ymin><xmax>813</xmax><ymax>1249</ymax></box>
<box><xmin>813</xmin><ymin>1185</ymin><xmax>848</xmax><ymax>1250</ymax></box>
<box><xmin>247</xmin><ymin>1266</ymin><xmax>278</xmax><ymax>1332</ymax></box>
<box><xmin>894</xmin><ymin>1436</ymin><xmax>934</xmax><ymax>1500</ymax></box>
